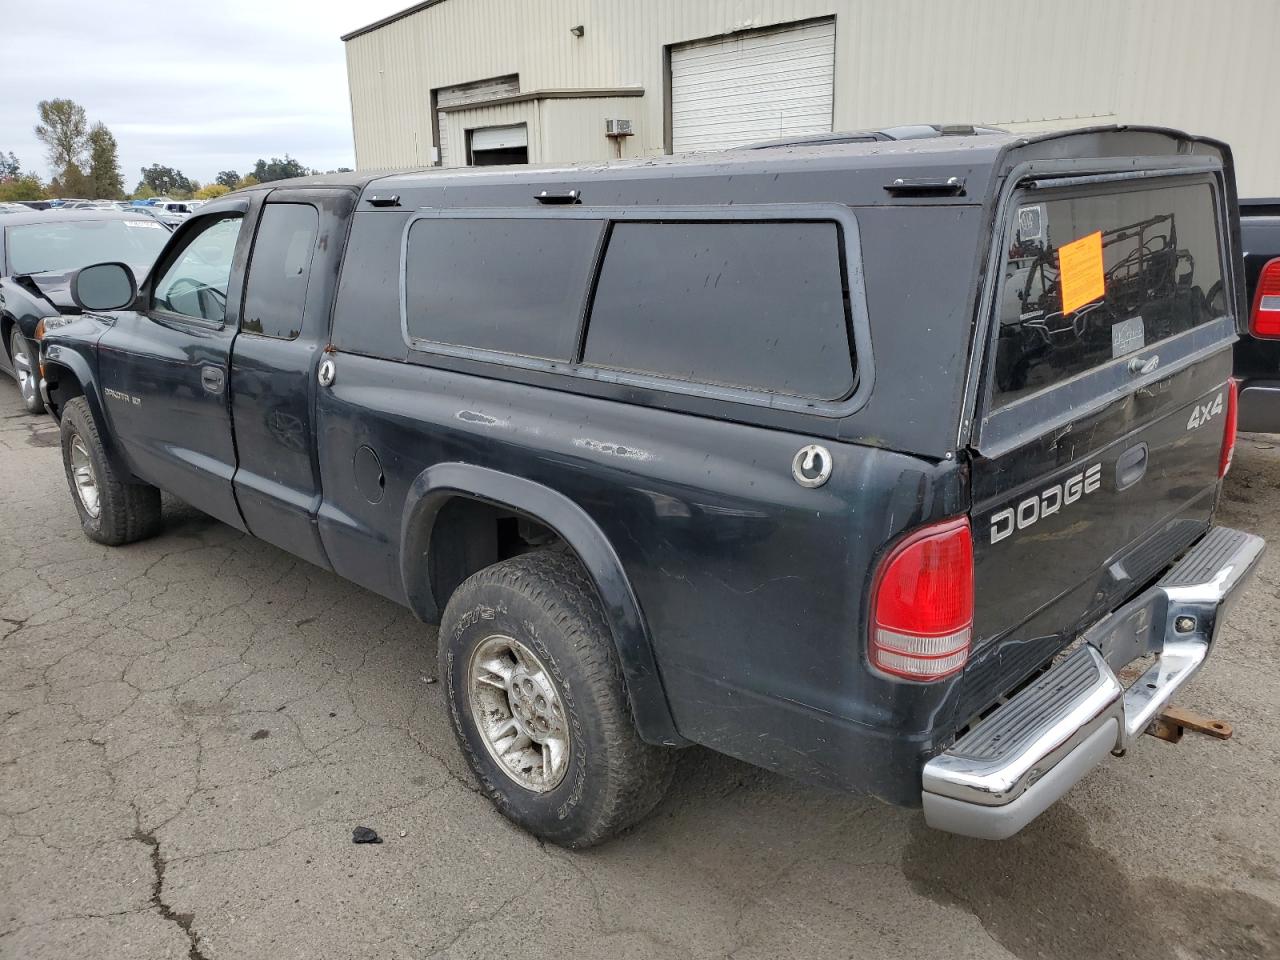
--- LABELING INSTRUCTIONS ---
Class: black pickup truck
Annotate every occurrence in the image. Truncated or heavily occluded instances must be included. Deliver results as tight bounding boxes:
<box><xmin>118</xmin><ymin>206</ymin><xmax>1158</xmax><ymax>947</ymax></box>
<box><xmin>37</xmin><ymin>126</ymin><xmax>1263</xmax><ymax>846</ymax></box>
<box><xmin>1236</xmin><ymin>197</ymin><xmax>1280</xmax><ymax>431</ymax></box>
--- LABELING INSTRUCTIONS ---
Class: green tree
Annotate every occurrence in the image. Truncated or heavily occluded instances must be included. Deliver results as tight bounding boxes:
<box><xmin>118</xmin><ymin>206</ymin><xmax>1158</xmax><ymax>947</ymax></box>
<box><xmin>131</xmin><ymin>182</ymin><xmax>157</xmax><ymax>200</ymax></box>
<box><xmin>194</xmin><ymin>183</ymin><xmax>231</xmax><ymax>200</ymax></box>
<box><xmin>215</xmin><ymin>170</ymin><xmax>240</xmax><ymax>188</ymax></box>
<box><xmin>233</xmin><ymin>174</ymin><xmax>260</xmax><ymax>190</ymax></box>
<box><xmin>34</xmin><ymin>99</ymin><xmax>89</xmax><ymax>174</ymax></box>
<box><xmin>49</xmin><ymin>160</ymin><xmax>93</xmax><ymax>199</ymax></box>
<box><xmin>137</xmin><ymin>163</ymin><xmax>192</xmax><ymax>196</ymax></box>
<box><xmin>251</xmin><ymin>155</ymin><xmax>311</xmax><ymax>183</ymax></box>
<box><xmin>0</xmin><ymin>175</ymin><xmax>46</xmax><ymax>202</ymax></box>
<box><xmin>87</xmin><ymin>123</ymin><xmax>124</xmax><ymax>199</ymax></box>
<box><xmin>0</xmin><ymin>151</ymin><xmax>22</xmax><ymax>180</ymax></box>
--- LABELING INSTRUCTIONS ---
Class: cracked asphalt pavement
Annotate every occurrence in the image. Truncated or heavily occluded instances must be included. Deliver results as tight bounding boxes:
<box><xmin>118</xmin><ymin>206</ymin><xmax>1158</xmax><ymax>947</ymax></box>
<box><xmin>2</xmin><ymin>376</ymin><xmax>1280</xmax><ymax>960</ymax></box>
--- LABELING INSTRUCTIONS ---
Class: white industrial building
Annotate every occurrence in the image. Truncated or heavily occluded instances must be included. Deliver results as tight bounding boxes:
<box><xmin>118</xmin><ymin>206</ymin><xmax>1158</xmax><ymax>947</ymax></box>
<box><xmin>343</xmin><ymin>0</ymin><xmax>1280</xmax><ymax>195</ymax></box>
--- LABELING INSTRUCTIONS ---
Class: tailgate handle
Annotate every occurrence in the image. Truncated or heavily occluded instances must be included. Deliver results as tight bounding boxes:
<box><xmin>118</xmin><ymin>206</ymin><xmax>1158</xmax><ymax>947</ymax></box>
<box><xmin>1116</xmin><ymin>442</ymin><xmax>1149</xmax><ymax>491</ymax></box>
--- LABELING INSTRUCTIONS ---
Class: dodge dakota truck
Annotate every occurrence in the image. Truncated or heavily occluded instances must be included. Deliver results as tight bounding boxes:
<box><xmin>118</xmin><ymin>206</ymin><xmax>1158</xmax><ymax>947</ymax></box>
<box><xmin>37</xmin><ymin>126</ymin><xmax>1263</xmax><ymax>846</ymax></box>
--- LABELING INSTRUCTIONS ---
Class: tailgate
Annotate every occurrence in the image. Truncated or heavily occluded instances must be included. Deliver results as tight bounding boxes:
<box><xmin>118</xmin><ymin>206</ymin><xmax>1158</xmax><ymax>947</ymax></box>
<box><xmin>960</xmin><ymin>173</ymin><xmax>1238</xmax><ymax>720</ymax></box>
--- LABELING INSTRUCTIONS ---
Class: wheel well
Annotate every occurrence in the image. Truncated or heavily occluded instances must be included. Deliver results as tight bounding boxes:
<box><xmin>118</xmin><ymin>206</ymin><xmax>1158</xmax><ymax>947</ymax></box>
<box><xmin>427</xmin><ymin>496</ymin><xmax>564</xmax><ymax>613</ymax></box>
<box><xmin>42</xmin><ymin>361</ymin><xmax>85</xmax><ymax>419</ymax></box>
<box><xmin>0</xmin><ymin>315</ymin><xmax>14</xmax><ymax>363</ymax></box>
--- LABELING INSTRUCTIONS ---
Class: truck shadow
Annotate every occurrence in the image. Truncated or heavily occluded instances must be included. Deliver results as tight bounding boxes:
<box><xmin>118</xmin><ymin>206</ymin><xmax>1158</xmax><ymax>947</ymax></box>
<box><xmin>901</xmin><ymin>806</ymin><xmax>1280</xmax><ymax>960</ymax></box>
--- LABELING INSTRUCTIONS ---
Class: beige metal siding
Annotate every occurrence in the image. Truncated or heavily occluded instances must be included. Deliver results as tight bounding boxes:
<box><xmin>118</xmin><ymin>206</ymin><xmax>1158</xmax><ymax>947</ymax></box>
<box><xmin>345</xmin><ymin>0</ymin><xmax>1280</xmax><ymax>194</ymax></box>
<box><xmin>442</xmin><ymin>101</ymin><xmax>541</xmax><ymax>168</ymax></box>
<box><xmin>436</xmin><ymin>74</ymin><xmax>520</xmax><ymax>166</ymax></box>
<box><xmin>539</xmin><ymin>97</ymin><xmax>646</xmax><ymax>162</ymax></box>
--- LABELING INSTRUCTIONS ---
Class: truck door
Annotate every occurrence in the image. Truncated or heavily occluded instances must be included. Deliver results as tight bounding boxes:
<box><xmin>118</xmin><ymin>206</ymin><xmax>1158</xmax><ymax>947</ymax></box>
<box><xmin>97</xmin><ymin>203</ymin><xmax>254</xmax><ymax>531</ymax></box>
<box><xmin>229</xmin><ymin>190</ymin><xmax>353</xmax><ymax>568</ymax></box>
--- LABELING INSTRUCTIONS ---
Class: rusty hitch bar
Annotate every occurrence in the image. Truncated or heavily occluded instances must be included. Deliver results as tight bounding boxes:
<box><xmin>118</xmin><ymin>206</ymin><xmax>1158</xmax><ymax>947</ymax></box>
<box><xmin>1145</xmin><ymin>705</ymin><xmax>1233</xmax><ymax>744</ymax></box>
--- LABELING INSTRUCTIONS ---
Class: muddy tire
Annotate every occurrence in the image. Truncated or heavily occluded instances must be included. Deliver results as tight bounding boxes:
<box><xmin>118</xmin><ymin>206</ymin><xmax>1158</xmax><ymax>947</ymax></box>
<box><xmin>59</xmin><ymin>397</ymin><xmax>162</xmax><ymax>545</ymax></box>
<box><xmin>439</xmin><ymin>549</ymin><xmax>674</xmax><ymax>847</ymax></box>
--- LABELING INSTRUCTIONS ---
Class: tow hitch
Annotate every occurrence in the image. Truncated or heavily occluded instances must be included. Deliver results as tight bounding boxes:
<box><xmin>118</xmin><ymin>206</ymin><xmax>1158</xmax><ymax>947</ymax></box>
<box><xmin>1145</xmin><ymin>705</ymin><xmax>1233</xmax><ymax>744</ymax></box>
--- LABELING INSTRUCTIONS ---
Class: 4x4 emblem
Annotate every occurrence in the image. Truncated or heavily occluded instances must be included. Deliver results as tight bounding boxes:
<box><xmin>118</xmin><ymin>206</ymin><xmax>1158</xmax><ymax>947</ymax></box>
<box><xmin>792</xmin><ymin>445</ymin><xmax>832</xmax><ymax>488</ymax></box>
<box><xmin>1186</xmin><ymin>392</ymin><xmax>1223</xmax><ymax>431</ymax></box>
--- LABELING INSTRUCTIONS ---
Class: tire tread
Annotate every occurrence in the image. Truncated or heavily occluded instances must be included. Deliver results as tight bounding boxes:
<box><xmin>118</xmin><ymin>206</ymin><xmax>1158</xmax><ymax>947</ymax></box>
<box><xmin>61</xmin><ymin>397</ymin><xmax>161</xmax><ymax>545</ymax></box>
<box><xmin>441</xmin><ymin>549</ymin><xmax>674</xmax><ymax>847</ymax></box>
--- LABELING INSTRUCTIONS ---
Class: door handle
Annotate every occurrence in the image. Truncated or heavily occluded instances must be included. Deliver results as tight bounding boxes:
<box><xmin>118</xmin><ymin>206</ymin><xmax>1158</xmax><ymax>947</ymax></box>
<box><xmin>1115</xmin><ymin>442</ymin><xmax>1149</xmax><ymax>491</ymax></box>
<box><xmin>201</xmin><ymin>365</ymin><xmax>225</xmax><ymax>394</ymax></box>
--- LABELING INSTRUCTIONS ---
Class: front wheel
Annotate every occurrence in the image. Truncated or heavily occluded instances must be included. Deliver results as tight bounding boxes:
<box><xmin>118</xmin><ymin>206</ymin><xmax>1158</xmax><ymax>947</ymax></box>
<box><xmin>439</xmin><ymin>550</ymin><xmax>674</xmax><ymax>847</ymax></box>
<box><xmin>9</xmin><ymin>329</ymin><xmax>44</xmax><ymax>414</ymax></box>
<box><xmin>59</xmin><ymin>397</ymin><xmax>162</xmax><ymax>545</ymax></box>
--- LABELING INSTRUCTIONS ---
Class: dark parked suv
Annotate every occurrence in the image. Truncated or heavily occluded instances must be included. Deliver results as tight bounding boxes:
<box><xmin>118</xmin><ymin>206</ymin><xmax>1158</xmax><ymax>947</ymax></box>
<box><xmin>36</xmin><ymin>126</ymin><xmax>1263</xmax><ymax>846</ymax></box>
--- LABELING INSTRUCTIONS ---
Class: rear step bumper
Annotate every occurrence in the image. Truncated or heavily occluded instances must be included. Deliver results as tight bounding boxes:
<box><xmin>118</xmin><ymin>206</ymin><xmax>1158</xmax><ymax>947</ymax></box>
<box><xmin>922</xmin><ymin>525</ymin><xmax>1264</xmax><ymax>839</ymax></box>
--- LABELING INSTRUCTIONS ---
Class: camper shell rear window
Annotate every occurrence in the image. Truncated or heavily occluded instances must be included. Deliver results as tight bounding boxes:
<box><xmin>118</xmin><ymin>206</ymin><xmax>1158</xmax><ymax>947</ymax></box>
<box><xmin>992</xmin><ymin>180</ymin><xmax>1226</xmax><ymax>407</ymax></box>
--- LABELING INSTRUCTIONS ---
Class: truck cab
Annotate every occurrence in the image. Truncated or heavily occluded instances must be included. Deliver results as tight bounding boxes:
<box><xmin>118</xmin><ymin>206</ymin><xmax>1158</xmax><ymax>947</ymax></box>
<box><xmin>38</xmin><ymin>127</ymin><xmax>1263</xmax><ymax>846</ymax></box>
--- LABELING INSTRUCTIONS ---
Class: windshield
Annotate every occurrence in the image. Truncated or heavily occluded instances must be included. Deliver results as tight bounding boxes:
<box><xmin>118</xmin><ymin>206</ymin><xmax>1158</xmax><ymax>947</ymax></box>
<box><xmin>6</xmin><ymin>218</ymin><xmax>171</xmax><ymax>276</ymax></box>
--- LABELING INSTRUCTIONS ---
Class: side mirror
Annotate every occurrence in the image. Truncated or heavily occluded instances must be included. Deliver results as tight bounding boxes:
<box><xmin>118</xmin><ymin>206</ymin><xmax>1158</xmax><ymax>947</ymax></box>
<box><xmin>70</xmin><ymin>262</ymin><xmax>137</xmax><ymax>311</ymax></box>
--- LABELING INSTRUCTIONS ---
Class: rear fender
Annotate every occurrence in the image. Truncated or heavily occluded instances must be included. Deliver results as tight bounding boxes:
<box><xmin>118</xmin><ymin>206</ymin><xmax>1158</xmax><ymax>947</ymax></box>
<box><xmin>400</xmin><ymin>462</ymin><xmax>684</xmax><ymax>746</ymax></box>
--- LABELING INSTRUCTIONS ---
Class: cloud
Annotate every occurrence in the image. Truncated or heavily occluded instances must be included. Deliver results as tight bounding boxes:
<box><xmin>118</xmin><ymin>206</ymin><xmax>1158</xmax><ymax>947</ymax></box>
<box><xmin>0</xmin><ymin>0</ymin><xmax>408</xmax><ymax>185</ymax></box>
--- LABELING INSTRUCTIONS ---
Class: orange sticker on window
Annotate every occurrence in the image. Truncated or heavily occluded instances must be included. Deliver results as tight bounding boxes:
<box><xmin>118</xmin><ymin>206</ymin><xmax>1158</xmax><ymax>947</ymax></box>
<box><xmin>1057</xmin><ymin>230</ymin><xmax>1105</xmax><ymax>315</ymax></box>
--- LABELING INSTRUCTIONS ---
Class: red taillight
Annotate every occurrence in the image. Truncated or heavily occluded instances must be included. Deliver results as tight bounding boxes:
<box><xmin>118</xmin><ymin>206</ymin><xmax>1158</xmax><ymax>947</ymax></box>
<box><xmin>870</xmin><ymin>517</ymin><xmax>974</xmax><ymax>681</ymax></box>
<box><xmin>1251</xmin><ymin>258</ymin><xmax>1280</xmax><ymax>339</ymax></box>
<box><xmin>1220</xmin><ymin>378</ymin><xmax>1239</xmax><ymax>478</ymax></box>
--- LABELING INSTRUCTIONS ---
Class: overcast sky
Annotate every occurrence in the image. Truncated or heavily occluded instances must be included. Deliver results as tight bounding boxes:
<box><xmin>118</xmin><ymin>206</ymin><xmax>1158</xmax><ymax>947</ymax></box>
<box><xmin>1</xmin><ymin>0</ymin><xmax>409</xmax><ymax>186</ymax></box>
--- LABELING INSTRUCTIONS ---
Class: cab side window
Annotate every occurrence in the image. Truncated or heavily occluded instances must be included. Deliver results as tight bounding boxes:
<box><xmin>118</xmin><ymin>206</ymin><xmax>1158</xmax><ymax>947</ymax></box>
<box><xmin>241</xmin><ymin>204</ymin><xmax>319</xmax><ymax>340</ymax></box>
<box><xmin>153</xmin><ymin>215</ymin><xmax>242</xmax><ymax>323</ymax></box>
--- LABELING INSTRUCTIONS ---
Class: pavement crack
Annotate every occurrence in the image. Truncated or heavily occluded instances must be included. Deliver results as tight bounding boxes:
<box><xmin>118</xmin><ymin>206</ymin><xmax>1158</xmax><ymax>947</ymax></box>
<box><xmin>132</xmin><ymin>818</ymin><xmax>208</xmax><ymax>960</ymax></box>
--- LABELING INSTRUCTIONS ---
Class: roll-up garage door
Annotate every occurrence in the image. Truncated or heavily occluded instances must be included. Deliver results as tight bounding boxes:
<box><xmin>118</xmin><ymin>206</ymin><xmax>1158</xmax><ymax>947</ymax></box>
<box><xmin>469</xmin><ymin>124</ymin><xmax>528</xmax><ymax>152</ymax></box>
<box><xmin>669</xmin><ymin>19</ymin><xmax>835</xmax><ymax>153</ymax></box>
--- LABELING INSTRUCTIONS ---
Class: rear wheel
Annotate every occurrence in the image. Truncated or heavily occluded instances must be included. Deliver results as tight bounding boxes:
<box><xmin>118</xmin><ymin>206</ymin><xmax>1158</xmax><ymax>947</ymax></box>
<box><xmin>9</xmin><ymin>329</ymin><xmax>44</xmax><ymax>414</ymax></box>
<box><xmin>59</xmin><ymin>397</ymin><xmax>162</xmax><ymax>545</ymax></box>
<box><xmin>439</xmin><ymin>550</ymin><xmax>674</xmax><ymax>847</ymax></box>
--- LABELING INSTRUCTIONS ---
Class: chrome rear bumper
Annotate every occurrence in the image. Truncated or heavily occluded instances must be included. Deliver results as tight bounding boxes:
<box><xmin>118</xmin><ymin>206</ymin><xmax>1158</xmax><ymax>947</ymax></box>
<box><xmin>922</xmin><ymin>525</ymin><xmax>1264</xmax><ymax>839</ymax></box>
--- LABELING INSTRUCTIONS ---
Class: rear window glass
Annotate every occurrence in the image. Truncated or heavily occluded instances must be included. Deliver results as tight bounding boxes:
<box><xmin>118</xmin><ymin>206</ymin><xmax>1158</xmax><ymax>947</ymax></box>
<box><xmin>583</xmin><ymin>221</ymin><xmax>854</xmax><ymax>400</ymax></box>
<box><xmin>242</xmin><ymin>204</ymin><xmax>318</xmax><ymax>340</ymax></box>
<box><xmin>994</xmin><ymin>182</ymin><xmax>1225</xmax><ymax>406</ymax></box>
<box><xmin>404</xmin><ymin>218</ymin><xmax>601</xmax><ymax>360</ymax></box>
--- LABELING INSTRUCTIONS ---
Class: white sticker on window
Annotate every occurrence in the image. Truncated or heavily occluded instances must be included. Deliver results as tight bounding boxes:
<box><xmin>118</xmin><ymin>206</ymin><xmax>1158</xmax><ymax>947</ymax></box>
<box><xmin>1016</xmin><ymin>204</ymin><xmax>1046</xmax><ymax>245</ymax></box>
<box><xmin>125</xmin><ymin>220</ymin><xmax>164</xmax><ymax>229</ymax></box>
<box><xmin>1111</xmin><ymin>315</ymin><xmax>1145</xmax><ymax>358</ymax></box>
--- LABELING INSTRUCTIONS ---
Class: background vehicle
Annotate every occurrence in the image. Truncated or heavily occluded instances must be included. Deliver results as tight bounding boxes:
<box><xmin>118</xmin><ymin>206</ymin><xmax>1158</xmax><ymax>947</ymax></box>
<box><xmin>1236</xmin><ymin>197</ymin><xmax>1280</xmax><ymax>431</ymax></box>
<box><xmin>124</xmin><ymin>205</ymin><xmax>185</xmax><ymax>227</ymax></box>
<box><xmin>38</xmin><ymin>127</ymin><xmax>1259</xmax><ymax>846</ymax></box>
<box><xmin>152</xmin><ymin>201</ymin><xmax>194</xmax><ymax>220</ymax></box>
<box><xmin>0</xmin><ymin>209</ymin><xmax>170</xmax><ymax>412</ymax></box>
